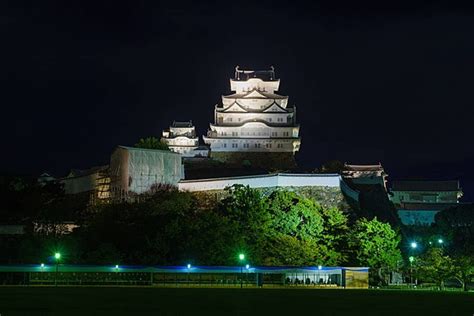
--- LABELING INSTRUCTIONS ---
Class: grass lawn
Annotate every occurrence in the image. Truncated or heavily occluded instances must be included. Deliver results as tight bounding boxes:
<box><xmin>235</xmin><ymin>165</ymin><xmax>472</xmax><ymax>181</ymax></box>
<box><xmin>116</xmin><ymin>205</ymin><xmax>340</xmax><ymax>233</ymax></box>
<box><xmin>0</xmin><ymin>286</ymin><xmax>473</xmax><ymax>315</ymax></box>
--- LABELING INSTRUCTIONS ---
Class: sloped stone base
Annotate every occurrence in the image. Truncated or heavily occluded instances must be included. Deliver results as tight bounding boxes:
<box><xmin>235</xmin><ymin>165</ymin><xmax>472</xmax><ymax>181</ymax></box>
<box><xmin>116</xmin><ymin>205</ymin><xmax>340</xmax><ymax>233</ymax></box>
<box><xmin>210</xmin><ymin>152</ymin><xmax>297</xmax><ymax>171</ymax></box>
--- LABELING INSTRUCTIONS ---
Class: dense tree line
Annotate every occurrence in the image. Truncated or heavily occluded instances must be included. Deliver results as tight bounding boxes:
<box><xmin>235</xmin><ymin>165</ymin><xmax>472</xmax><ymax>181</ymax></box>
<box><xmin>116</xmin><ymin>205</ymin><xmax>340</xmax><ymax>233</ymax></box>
<box><xmin>1</xmin><ymin>182</ymin><xmax>402</xmax><ymax>284</ymax></box>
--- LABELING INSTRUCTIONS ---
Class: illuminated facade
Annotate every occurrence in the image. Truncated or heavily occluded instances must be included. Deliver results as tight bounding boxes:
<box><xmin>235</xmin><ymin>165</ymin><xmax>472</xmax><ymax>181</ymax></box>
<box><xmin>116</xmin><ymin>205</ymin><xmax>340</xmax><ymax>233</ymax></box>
<box><xmin>390</xmin><ymin>180</ymin><xmax>463</xmax><ymax>225</ymax></box>
<box><xmin>203</xmin><ymin>67</ymin><xmax>300</xmax><ymax>167</ymax></box>
<box><xmin>161</xmin><ymin>121</ymin><xmax>199</xmax><ymax>157</ymax></box>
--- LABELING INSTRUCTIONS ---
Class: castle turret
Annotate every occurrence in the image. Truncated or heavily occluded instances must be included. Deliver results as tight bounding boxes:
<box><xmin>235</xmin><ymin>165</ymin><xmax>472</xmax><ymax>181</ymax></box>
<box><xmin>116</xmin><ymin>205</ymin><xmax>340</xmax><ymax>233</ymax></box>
<box><xmin>161</xmin><ymin>121</ymin><xmax>199</xmax><ymax>157</ymax></box>
<box><xmin>203</xmin><ymin>67</ymin><xmax>301</xmax><ymax>169</ymax></box>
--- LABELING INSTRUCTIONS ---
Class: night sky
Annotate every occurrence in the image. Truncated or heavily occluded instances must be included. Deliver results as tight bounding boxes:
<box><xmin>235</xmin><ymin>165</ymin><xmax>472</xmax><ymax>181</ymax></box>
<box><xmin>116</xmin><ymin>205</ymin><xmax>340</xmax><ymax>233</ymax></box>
<box><xmin>1</xmin><ymin>1</ymin><xmax>473</xmax><ymax>200</ymax></box>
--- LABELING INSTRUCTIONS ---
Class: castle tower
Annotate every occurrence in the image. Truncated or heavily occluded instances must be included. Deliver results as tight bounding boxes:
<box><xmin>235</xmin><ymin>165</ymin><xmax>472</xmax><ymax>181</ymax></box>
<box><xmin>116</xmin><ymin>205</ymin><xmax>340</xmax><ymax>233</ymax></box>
<box><xmin>203</xmin><ymin>66</ymin><xmax>301</xmax><ymax>169</ymax></box>
<box><xmin>161</xmin><ymin>121</ymin><xmax>199</xmax><ymax>157</ymax></box>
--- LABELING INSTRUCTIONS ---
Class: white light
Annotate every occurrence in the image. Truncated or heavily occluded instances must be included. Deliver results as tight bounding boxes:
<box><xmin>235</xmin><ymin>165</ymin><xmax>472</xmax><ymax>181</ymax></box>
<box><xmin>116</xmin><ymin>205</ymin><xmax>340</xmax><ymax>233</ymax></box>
<box><xmin>187</xmin><ymin>264</ymin><xmax>191</xmax><ymax>269</ymax></box>
<box><xmin>245</xmin><ymin>264</ymin><xmax>250</xmax><ymax>269</ymax></box>
<box><xmin>318</xmin><ymin>265</ymin><xmax>322</xmax><ymax>270</ymax></box>
<box><xmin>410</xmin><ymin>242</ymin><xmax>417</xmax><ymax>249</ymax></box>
<box><xmin>115</xmin><ymin>265</ymin><xmax>119</xmax><ymax>269</ymax></box>
<box><xmin>41</xmin><ymin>263</ymin><xmax>44</xmax><ymax>268</ymax></box>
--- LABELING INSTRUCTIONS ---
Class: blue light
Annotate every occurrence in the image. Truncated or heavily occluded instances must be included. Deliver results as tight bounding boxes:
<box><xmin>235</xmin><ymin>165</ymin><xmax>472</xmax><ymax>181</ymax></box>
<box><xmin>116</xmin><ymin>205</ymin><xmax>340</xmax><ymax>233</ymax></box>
<box><xmin>245</xmin><ymin>264</ymin><xmax>250</xmax><ymax>269</ymax></box>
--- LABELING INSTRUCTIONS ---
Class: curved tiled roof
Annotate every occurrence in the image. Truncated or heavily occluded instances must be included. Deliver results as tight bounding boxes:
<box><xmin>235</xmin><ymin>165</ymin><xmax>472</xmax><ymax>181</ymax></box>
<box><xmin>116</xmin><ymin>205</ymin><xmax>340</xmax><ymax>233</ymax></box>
<box><xmin>392</xmin><ymin>180</ymin><xmax>460</xmax><ymax>192</ymax></box>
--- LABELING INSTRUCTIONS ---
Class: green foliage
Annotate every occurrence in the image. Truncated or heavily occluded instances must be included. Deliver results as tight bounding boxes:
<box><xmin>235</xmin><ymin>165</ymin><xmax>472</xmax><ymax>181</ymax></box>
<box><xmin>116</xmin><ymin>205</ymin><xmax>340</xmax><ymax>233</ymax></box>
<box><xmin>266</xmin><ymin>190</ymin><xmax>324</xmax><ymax>241</ymax></box>
<box><xmin>415</xmin><ymin>248</ymin><xmax>455</xmax><ymax>290</ymax></box>
<box><xmin>320</xmin><ymin>160</ymin><xmax>345</xmax><ymax>173</ymax></box>
<box><xmin>349</xmin><ymin>217</ymin><xmax>402</xmax><ymax>283</ymax></box>
<box><xmin>261</xmin><ymin>235</ymin><xmax>320</xmax><ymax>266</ymax></box>
<box><xmin>134</xmin><ymin>137</ymin><xmax>169</xmax><ymax>150</ymax></box>
<box><xmin>3</xmin><ymin>180</ymin><xmax>403</xmax><ymax>276</ymax></box>
<box><xmin>452</xmin><ymin>254</ymin><xmax>474</xmax><ymax>291</ymax></box>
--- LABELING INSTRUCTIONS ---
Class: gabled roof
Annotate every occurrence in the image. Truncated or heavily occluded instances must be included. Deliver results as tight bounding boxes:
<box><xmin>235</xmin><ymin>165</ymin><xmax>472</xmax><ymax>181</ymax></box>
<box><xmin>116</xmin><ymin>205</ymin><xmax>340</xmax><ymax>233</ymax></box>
<box><xmin>344</xmin><ymin>163</ymin><xmax>384</xmax><ymax>172</ymax></box>
<box><xmin>397</xmin><ymin>202</ymin><xmax>459</xmax><ymax>211</ymax></box>
<box><xmin>221</xmin><ymin>103</ymin><xmax>247</xmax><ymax>112</ymax></box>
<box><xmin>67</xmin><ymin>165</ymin><xmax>109</xmax><ymax>178</ymax></box>
<box><xmin>392</xmin><ymin>180</ymin><xmax>461</xmax><ymax>192</ymax></box>
<box><xmin>263</xmin><ymin>102</ymin><xmax>287</xmax><ymax>113</ymax></box>
<box><xmin>172</xmin><ymin>121</ymin><xmax>193</xmax><ymax>128</ymax></box>
<box><xmin>224</xmin><ymin>90</ymin><xmax>288</xmax><ymax>100</ymax></box>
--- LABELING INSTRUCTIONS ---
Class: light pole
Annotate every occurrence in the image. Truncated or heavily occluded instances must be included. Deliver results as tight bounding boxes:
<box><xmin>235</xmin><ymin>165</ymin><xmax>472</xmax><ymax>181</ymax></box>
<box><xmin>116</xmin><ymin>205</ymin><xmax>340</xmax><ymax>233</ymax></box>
<box><xmin>239</xmin><ymin>253</ymin><xmax>245</xmax><ymax>288</ymax></box>
<box><xmin>187</xmin><ymin>264</ymin><xmax>191</xmax><ymax>286</ymax></box>
<box><xmin>54</xmin><ymin>252</ymin><xmax>61</xmax><ymax>287</ymax></box>
<box><xmin>409</xmin><ymin>242</ymin><xmax>417</xmax><ymax>287</ymax></box>
<box><xmin>409</xmin><ymin>256</ymin><xmax>414</xmax><ymax>285</ymax></box>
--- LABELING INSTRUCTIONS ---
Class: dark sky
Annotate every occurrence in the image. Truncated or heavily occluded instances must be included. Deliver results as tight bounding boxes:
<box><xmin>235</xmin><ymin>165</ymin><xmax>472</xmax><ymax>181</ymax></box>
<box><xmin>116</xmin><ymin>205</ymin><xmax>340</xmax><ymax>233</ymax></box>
<box><xmin>1</xmin><ymin>1</ymin><xmax>473</xmax><ymax>200</ymax></box>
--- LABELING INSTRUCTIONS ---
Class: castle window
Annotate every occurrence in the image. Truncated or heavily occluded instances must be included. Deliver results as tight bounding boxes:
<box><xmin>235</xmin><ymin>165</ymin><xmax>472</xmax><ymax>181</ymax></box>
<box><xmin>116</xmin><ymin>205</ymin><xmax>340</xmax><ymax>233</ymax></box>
<box><xmin>232</xmin><ymin>143</ymin><xmax>238</xmax><ymax>148</ymax></box>
<box><xmin>223</xmin><ymin>143</ymin><xmax>227</xmax><ymax>148</ymax></box>
<box><xmin>269</xmin><ymin>118</ymin><xmax>272</xmax><ymax>122</ymax></box>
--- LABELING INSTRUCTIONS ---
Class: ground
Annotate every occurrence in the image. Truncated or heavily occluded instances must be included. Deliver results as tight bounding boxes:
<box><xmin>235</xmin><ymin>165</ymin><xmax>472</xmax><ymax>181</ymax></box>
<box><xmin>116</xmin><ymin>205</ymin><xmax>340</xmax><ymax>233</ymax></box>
<box><xmin>1</xmin><ymin>287</ymin><xmax>473</xmax><ymax>315</ymax></box>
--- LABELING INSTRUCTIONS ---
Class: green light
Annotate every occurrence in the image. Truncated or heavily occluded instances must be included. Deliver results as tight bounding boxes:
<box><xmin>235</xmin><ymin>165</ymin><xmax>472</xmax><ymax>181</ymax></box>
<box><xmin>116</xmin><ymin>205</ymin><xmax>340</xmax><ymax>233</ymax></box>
<box><xmin>54</xmin><ymin>252</ymin><xmax>61</xmax><ymax>260</ymax></box>
<box><xmin>438</xmin><ymin>239</ymin><xmax>443</xmax><ymax>244</ymax></box>
<box><xmin>239</xmin><ymin>253</ymin><xmax>245</xmax><ymax>261</ymax></box>
<box><xmin>409</xmin><ymin>256</ymin><xmax>415</xmax><ymax>263</ymax></box>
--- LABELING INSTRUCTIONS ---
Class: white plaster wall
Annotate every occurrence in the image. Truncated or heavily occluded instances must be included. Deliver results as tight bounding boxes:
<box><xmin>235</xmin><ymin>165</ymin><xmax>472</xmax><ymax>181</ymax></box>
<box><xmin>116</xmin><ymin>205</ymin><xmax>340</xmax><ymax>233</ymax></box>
<box><xmin>398</xmin><ymin>210</ymin><xmax>439</xmax><ymax>226</ymax></box>
<box><xmin>230</xmin><ymin>78</ymin><xmax>280</xmax><ymax>93</ymax></box>
<box><xmin>178</xmin><ymin>173</ymin><xmax>341</xmax><ymax>192</ymax></box>
<box><xmin>220</xmin><ymin>113</ymin><xmax>292</xmax><ymax>124</ymax></box>
<box><xmin>204</xmin><ymin>138</ymin><xmax>299</xmax><ymax>152</ymax></box>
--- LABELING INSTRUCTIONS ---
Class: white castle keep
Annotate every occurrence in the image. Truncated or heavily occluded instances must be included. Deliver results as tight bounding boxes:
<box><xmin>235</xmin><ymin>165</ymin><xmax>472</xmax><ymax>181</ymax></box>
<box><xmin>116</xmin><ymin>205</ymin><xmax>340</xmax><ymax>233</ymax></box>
<box><xmin>203</xmin><ymin>66</ymin><xmax>301</xmax><ymax>155</ymax></box>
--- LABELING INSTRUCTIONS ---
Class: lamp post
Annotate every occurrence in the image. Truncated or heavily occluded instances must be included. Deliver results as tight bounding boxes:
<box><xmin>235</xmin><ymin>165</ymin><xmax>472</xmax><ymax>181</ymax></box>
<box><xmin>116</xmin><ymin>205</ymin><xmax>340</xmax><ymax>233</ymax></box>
<box><xmin>239</xmin><ymin>253</ymin><xmax>245</xmax><ymax>288</ymax></box>
<box><xmin>54</xmin><ymin>252</ymin><xmax>61</xmax><ymax>287</ymax></box>
<box><xmin>408</xmin><ymin>242</ymin><xmax>418</xmax><ymax>286</ymax></box>
<box><xmin>409</xmin><ymin>256</ymin><xmax>414</xmax><ymax>285</ymax></box>
<box><xmin>187</xmin><ymin>264</ymin><xmax>191</xmax><ymax>286</ymax></box>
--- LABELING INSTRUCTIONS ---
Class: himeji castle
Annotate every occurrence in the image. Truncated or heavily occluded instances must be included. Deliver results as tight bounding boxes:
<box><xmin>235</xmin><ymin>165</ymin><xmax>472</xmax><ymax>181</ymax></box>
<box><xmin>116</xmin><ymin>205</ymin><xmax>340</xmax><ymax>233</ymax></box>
<box><xmin>203</xmin><ymin>66</ymin><xmax>301</xmax><ymax>168</ymax></box>
<box><xmin>161</xmin><ymin>121</ymin><xmax>200</xmax><ymax>157</ymax></box>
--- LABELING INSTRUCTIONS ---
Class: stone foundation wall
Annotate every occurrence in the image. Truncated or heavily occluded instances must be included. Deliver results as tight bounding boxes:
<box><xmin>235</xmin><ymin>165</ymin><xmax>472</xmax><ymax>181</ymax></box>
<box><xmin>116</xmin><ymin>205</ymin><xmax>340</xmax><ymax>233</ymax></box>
<box><xmin>192</xmin><ymin>185</ymin><xmax>352</xmax><ymax>213</ymax></box>
<box><xmin>210</xmin><ymin>152</ymin><xmax>297</xmax><ymax>170</ymax></box>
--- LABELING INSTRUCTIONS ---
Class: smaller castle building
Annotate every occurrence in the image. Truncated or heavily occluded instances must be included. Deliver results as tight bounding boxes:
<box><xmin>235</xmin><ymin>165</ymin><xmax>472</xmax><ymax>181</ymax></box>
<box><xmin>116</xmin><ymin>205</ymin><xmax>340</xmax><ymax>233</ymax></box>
<box><xmin>161</xmin><ymin>121</ymin><xmax>200</xmax><ymax>157</ymax></box>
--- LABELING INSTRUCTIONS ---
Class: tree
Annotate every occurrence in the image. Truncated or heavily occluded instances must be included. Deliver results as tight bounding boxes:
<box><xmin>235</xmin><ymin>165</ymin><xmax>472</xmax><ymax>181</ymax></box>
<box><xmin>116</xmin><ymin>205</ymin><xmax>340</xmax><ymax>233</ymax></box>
<box><xmin>219</xmin><ymin>185</ymin><xmax>270</xmax><ymax>263</ymax></box>
<box><xmin>134</xmin><ymin>137</ymin><xmax>169</xmax><ymax>150</ymax></box>
<box><xmin>266</xmin><ymin>190</ymin><xmax>324</xmax><ymax>242</ymax></box>
<box><xmin>318</xmin><ymin>206</ymin><xmax>349</xmax><ymax>265</ymax></box>
<box><xmin>320</xmin><ymin>160</ymin><xmax>345</xmax><ymax>174</ymax></box>
<box><xmin>416</xmin><ymin>248</ymin><xmax>455</xmax><ymax>290</ymax></box>
<box><xmin>261</xmin><ymin>235</ymin><xmax>320</xmax><ymax>266</ymax></box>
<box><xmin>452</xmin><ymin>254</ymin><xmax>474</xmax><ymax>291</ymax></box>
<box><xmin>348</xmin><ymin>217</ymin><xmax>402</xmax><ymax>284</ymax></box>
